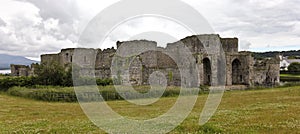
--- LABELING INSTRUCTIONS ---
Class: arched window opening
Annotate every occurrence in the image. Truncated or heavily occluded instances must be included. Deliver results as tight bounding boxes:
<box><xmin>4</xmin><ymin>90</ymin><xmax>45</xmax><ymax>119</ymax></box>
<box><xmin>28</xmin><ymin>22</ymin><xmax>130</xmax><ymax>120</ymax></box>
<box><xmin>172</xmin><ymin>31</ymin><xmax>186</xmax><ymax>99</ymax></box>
<box><xmin>232</xmin><ymin>59</ymin><xmax>243</xmax><ymax>85</ymax></box>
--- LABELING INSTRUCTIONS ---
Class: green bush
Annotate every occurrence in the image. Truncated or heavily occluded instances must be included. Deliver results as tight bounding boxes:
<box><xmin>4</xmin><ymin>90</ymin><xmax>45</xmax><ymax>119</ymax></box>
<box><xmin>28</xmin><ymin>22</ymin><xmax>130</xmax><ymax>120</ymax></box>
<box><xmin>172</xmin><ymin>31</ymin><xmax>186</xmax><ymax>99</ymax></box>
<box><xmin>0</xmin><ymin>62</ymin><xmax>66</xmax><ymax>90</ymax></box>
<box><xmin>7</xmin><ymin>86</ymin><xmax>205</xmax><ymax>102</ymax></box>
<box><xmin>0</xmin><ymin>77</ymin><xmax>36</xmax><ymax>91</ymax></box>
<box><xmin>96</xmin><ymin>78</ymin><xmax>113</xmax><ymax>86</ymax></box>
<box><xmin>34</xmin><ymin>62</ymin><xmax>67</xmax><ymax>86</ymax></box>
<box><xmin>288</xmin><ymin>62</ymin><xmax>300</xmax><ymax>72</ymax></box>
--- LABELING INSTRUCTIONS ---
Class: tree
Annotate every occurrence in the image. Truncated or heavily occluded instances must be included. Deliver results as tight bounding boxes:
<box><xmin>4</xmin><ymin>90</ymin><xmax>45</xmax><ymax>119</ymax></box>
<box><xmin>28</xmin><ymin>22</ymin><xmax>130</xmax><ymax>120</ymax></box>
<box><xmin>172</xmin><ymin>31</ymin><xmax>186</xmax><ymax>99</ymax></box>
<box><xmin>288</xmin><ymin>62</ymin><xmax>300</xmax><ymax>72</ymax></box>
<box><xmin>34</xmin><ymin>62</ymin><xmax>66</xmax><ymax>86</ymax></box>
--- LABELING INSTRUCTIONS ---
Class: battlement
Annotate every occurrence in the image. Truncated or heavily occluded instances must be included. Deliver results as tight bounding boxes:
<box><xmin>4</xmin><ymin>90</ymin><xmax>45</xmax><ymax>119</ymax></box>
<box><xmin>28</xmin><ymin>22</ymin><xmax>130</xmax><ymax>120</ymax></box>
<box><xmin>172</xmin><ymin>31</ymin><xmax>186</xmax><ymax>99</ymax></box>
<box><xmin>102</xmin><ymin>47</ymin><xmax>116</xmax><ymax>53</ymax></box>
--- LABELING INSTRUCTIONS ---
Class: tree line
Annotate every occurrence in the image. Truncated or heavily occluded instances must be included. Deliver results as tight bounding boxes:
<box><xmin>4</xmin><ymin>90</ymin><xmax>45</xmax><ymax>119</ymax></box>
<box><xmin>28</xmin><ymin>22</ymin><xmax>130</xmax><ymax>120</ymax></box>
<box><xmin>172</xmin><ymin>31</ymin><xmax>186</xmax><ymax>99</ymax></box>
<box><xmin>252</xmin><ymin>50</ymin><xmax>300</xmax><ymax>59</ymax></box>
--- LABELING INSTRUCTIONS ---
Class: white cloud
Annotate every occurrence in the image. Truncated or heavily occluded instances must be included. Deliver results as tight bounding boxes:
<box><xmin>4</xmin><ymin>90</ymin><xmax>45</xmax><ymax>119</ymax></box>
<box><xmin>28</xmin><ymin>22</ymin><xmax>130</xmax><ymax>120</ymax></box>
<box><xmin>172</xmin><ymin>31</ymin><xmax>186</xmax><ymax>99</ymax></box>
<box><xmin>0</xmin><ymin>0</ymin><xmax>300</xmax><ymax>60</ymax></box>
<box><xmin>184</xmin><ymin>0</ymin><xmax>300</xmax><ymax>51</ymax></box>
<box><xmin>99</xmin><ymin>16</ymin><xmax>193</xmax><ymax>49</ymax></box>
<box><xmin>0</xmin><ymin>0</ymin><xmax>78</xmax><ymax>60</ymax></box>
<box><xmin>249</xmin><ymin>0</ymin><xmax>284</xmax><ymax>8</ymax></box>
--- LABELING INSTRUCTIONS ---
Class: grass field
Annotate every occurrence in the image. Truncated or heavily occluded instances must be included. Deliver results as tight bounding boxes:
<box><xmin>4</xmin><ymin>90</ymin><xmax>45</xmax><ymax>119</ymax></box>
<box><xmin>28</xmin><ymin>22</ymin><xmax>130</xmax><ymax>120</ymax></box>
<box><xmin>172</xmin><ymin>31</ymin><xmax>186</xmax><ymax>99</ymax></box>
<box><xmin>280</xmin><ymin>74</ymin><xmax>300</xmax><ymax>78</ymax></box>
<box><xmin>280</xmin><ymin>74</ymin><xmax>300</xmax><ymax>82</ymax></box>
<box><xmin>0</xmin><ymin>75</ymin><xmax>9</xmax><ymax>79</ymax></box>
<box><xmin>0</xmin><ymin>86</ymin><xmax>299</xmax><ymax>133</ymax></box>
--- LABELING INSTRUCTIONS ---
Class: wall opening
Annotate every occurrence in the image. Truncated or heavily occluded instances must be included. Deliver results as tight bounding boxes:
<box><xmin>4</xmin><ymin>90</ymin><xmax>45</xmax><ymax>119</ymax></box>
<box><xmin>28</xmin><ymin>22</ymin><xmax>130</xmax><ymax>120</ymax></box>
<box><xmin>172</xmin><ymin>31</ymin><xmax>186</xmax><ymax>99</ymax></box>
<box><xmin>232</xmin><ymin>59</ymin><xmax>243</xmax><ymax>85</ymax></box>
<box><xmin>84</xmin><ymin>56</ymin><xmax>87</xmax><ymax>63</ymax></box>
<box><xmin>203</xmin><ymin>58</ymin><xmax>212</xmax><ymax>86</ymax></box>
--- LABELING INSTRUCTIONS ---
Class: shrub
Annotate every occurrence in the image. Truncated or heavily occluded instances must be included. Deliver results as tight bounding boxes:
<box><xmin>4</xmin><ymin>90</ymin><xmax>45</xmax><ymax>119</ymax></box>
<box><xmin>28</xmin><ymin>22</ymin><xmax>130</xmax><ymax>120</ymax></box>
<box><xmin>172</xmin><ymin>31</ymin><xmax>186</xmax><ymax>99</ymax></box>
<box><xmin>288</xmin><ymin>62</ymin><xmax>300</xmax><ymax>72</ymax></box>
<box><xmin>96</xmin><ymin>78</ymin><xmax>113</xmax><ymax>86</ymax></box>
<box><xmin>34</xmin><ymin>62</ymin><xmax>67</xmax><ymax>86</ymax></box>
<box><xmin>0</xmin><ymin>77</ymin><xmax>36</xmax><ymax>91</ymax></box>
<box><xmin>7</xmin><ymin>86</ymin><xmax>206</xmax><ymax>102</ymax></box>
<box><xmin>32</xmin><ymin>62</ymin><xmax>114</xmax><ymax>87</ymax></box>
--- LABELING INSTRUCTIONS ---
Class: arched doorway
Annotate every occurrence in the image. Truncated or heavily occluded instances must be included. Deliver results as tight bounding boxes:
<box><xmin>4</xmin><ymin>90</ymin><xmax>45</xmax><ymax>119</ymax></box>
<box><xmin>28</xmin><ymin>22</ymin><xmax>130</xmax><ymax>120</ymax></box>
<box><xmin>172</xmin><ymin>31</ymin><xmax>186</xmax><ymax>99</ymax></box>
<box><xmin>232</xmin><ymin>59</ymin><xmax>243</xmax><ymax>85</ymax></box>
<box><xmin>203</xmin><ymin>58</ymin><xmax>212</xmax><ymax>85</ymax></box>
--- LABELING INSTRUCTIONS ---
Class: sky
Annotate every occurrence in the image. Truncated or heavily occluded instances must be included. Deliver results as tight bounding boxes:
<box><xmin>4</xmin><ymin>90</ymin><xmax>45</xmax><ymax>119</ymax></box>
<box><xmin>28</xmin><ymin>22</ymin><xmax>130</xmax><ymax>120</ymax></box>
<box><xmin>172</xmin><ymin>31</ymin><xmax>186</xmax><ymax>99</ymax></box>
<box><xmin>0</xmin><ymin>0</ymin><xmax>299</xmax><ymax>61</ymax></box>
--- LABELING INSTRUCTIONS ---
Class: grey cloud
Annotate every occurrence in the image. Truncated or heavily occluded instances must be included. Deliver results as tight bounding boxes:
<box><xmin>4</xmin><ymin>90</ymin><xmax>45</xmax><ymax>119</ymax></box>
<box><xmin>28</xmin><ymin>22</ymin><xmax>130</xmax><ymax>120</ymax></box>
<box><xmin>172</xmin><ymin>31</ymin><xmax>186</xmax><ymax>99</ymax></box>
<box><xmin>0</xmin><ymin>18</ymin><xmax>6</xmax><ymax>26</ymax></box>
<box><xmin>214</xmin><ymin>0</ymin><xmax>300</xmax><ymax>36</ymax></box>
<box><xmin>0</xmin><ymin>27</ymin><xmax>60</xmax><ymax>57</ymax></box>
<box><xmin>239</xmin><ymin>40</ymin><xmax>251</xmax><ymax>50</ymax></box>
<box><xmin>0</xmin><ymin>0</ymin><xmax>80</xmax><ymax>58</ymax></box>
<box><xmin>1</xmin><ymin>0</ymin><xmax>299</xmax><ymax>58</ymax></box>
<box><xmin>15</xmin><ymin>0</ymin><xmax>80</xmax><ymax>40</ymax></box>
<box><xmin>17</xmin><ymin>0</ymin><xmax>79</xmax><ymax>24</ymax></box>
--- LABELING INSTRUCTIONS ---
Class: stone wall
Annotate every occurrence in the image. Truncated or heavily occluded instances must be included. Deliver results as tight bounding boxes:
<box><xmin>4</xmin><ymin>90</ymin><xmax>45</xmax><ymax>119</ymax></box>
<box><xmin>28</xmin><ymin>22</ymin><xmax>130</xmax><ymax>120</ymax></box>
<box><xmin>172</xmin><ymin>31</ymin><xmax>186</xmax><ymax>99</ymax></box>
<box><xmin>38</xmin><ymin>34</ymin><xmax>280</xmax><ymax>87</ymax></box>
<box><xmin>252</xmin><ymin>56</ymin><xmax>280</xmax><ymax>86</ymax></box>
<box><xmin>221</xmin><ymin>38</ymin><xmax>239</xmax><ymax>53</ymax></box>
<box><xmin>10</xmin><ymin>64</ymin><xmax>36</xmax><ymax>77</ymax></box>
<box><xmin>225</xmin><ymin>52</ymin><xmax>253</xmax><ymax>86</ymax></box>
<box><xmin>41</xmin><ymin>54</ymin><xmax>60</xmax><ymax>65</ymax></box>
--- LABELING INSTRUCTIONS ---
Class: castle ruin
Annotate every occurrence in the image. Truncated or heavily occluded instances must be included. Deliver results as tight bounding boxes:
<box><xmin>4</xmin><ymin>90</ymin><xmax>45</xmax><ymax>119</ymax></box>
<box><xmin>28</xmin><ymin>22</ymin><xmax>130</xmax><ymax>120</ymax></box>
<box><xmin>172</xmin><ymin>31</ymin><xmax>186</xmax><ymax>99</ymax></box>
<box><xmin>16</xmin><ymin>34</ymin><xmax>280</xmax><ymax>88</ymax></box>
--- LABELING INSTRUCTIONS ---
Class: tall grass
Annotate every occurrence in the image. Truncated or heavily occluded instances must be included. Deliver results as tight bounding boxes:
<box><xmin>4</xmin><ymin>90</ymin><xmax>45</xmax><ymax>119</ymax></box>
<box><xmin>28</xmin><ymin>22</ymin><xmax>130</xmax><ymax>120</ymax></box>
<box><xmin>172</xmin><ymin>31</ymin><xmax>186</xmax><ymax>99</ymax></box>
<box><xmin>7</xmin><ymin>86</ymin><xmax>208</xmax><ymax>102</ymax></box>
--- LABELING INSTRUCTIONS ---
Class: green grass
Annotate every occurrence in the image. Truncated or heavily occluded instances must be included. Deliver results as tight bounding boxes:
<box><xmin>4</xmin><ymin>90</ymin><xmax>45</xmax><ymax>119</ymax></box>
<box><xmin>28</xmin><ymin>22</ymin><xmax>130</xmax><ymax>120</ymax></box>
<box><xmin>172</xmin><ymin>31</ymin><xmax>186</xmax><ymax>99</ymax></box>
<box><xmin>0</xmin><ymin>75</ymin><xmax>9</xmax><ymax>79</ymax></box>
<box><xmin>0</xmin><ymin>86</ymin><xmax>299</xmax><ymax>133</ymax></box>
<box><xmin>280</xmin><ymin>74</ymin><xmax>300</xmax><ymax>82</ymax></box>
<box><xmin>280</xmin><ymin>74</ymin><xmax>300</xmax><ymax>77</ymax></box>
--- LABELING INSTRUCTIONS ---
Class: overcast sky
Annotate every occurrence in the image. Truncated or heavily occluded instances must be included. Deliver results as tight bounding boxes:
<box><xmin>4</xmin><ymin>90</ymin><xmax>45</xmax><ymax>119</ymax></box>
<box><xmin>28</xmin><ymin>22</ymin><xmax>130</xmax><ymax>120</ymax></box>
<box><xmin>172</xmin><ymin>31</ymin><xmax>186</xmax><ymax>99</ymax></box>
<box><xmin>0</xmin><ymin>0</ymin><xmax>299</xmax><ymax>61</ymax></box>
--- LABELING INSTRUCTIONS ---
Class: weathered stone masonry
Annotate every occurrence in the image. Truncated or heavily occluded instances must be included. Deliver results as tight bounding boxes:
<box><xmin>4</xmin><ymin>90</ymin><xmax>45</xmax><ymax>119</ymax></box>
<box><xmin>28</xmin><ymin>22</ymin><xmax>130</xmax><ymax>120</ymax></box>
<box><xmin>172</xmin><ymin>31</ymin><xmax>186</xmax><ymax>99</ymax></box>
<box><xmin>10</xmin><ymin>64</ymin><xmax>38</xmax><ymax>77</ymax></box>
<box><xmin>36</xmin><ymin>34</ymin><xmax>280</xmax><ymax>87</ymax></box>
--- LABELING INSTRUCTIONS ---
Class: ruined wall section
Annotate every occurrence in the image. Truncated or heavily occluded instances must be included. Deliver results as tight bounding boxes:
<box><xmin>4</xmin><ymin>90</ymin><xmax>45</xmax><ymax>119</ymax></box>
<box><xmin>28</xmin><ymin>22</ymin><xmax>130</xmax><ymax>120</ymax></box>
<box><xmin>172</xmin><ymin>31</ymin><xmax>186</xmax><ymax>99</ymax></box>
<box><xmin>10</xmin><ymin>64</ymin><xmax>31</xmax><ymax>76</ymax></box>
<box><xmin>113</xmin><ymin>40</ymin><xmax>157</xmax><ymax>85</ymax></box>
<box><xmin>221</xmin><ymin>38</ymin><xmax>238</xmax><ymax>53</ymax></box>
<box><xmin>165</xmin><ymin>34</ymin><xmax>225</xmax><ymax>87</ymax></box>
<box><xmin>114</xmin><ymin>40</ymin><xmax>182</xmax><ymax>86</ymax></box>
<box><xmin>145</xmin><ymin>51</ymin><xmax>180</xmax><ymax>86</ymax></box>
<box><xmin>197</xmin><ymin>35</ymin><xmax>225</xmax><ymax>86</ymax></box>
<box><xmin>225</xmin><ymin>52</ymin><xmax>253</xmax><ymax>86</ymax></box>
<box><xmin>38</xmin><ymin>34</ymin><xmax>280</xmax><ymax>87</ymax></box>
<box><xmin>95</xmin><ymin>48</ymin><xmax>116</xmax><ymax>79</ymax></box>
<box><xmin>167</xmin><ymin>34</ymin><xmax>222</xmax><ymax>55</ymax></box>
<box><xmin>252</xmin><ymin>56</ymin><xmax>280</xmax><ymax>86</ymax></box>
<box><xmin>127</xmin><ymin>56</ymin><xmax>143</xmax><ymax>85</ymax></box>
<box><xmin>30</xmin><ymin>63</ymin><xmax>38</xmax><ymax>76</ymax></box>
<box><xmin>41</xmin><ymin>54</ymin><xmax>60</xmax><ymax>65</ymax></box>
<box><xmin>59</xmin><ymin>48</ymin><xmax>75</xmax><ymax>67</ymax></box>
<box><xmin>41</xmin><ymin>48</ymin><xmax>76</xmax><ymax>68</ymax></box>
<box><xmin>71</xmin><ymin>48</ymin><xmax>98</xmax><ymax>77</ymax></box>
<box><xmin>171</xmin><ymin>35</ymin><xmax>204</xmax><ymax>54</ymax></box>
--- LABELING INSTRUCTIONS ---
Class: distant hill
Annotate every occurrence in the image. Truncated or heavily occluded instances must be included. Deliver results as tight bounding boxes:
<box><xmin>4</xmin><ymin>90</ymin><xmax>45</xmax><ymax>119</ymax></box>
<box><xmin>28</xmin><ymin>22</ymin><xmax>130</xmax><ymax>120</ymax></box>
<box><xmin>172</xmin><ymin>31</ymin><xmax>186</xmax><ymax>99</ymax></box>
<box><xmin>252</xmin><ymin>50</ymin><xmax>300</xmax><ymax>59</ymax></box>
<box><xmin>0</xmin><ymin>54</ymin><xmax>39</xmax><ymax>69</ymax></box>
